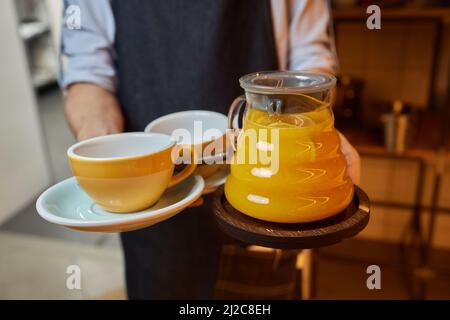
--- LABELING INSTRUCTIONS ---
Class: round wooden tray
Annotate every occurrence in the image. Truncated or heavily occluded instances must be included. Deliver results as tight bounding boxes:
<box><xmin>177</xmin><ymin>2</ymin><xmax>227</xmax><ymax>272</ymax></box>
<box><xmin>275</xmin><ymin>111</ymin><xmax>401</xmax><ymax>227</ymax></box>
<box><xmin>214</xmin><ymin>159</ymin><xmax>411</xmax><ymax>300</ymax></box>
<box><xmin>212</xmin><ymin>186</ymin><xmax>370</xmax><ymax>249</ymax></box>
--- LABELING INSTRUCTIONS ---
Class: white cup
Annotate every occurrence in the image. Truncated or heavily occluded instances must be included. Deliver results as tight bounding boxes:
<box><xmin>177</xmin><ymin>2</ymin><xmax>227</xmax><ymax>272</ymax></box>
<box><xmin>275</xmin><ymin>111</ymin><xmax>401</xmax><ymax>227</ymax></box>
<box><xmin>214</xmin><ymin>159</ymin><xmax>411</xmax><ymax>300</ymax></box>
<box><xmin>145</xmin><ymin>110</ymin><xmax>230</xmax><ymax>161</ymax></box>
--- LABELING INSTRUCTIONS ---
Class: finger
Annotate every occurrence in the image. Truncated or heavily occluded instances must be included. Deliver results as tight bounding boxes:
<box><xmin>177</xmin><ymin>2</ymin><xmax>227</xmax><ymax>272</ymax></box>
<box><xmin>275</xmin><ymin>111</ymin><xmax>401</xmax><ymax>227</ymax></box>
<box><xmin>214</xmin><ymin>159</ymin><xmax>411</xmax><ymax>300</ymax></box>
<box><xmin>189</xmin><ymin>197</ymin><xmax>204</xmax><ymax>207</ymax></box>
<box><xmin>337</xmin><ymin>131</ymin><xmax>361</xmax><ymax>185</ymax></box>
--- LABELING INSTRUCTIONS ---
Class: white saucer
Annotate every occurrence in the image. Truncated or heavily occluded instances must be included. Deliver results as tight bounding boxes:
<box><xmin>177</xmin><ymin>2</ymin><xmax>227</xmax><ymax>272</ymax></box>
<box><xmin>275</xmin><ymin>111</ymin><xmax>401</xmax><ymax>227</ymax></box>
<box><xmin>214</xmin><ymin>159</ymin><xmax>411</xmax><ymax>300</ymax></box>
<box><xmin>202</xmin><ymin>164</ymin><xmax>230</xmax><ymax>195</ymax></box>
<box><xmin>36</xmin><ymin>174</ymin><xmax>205</xmax><ymax>232</ymax></box>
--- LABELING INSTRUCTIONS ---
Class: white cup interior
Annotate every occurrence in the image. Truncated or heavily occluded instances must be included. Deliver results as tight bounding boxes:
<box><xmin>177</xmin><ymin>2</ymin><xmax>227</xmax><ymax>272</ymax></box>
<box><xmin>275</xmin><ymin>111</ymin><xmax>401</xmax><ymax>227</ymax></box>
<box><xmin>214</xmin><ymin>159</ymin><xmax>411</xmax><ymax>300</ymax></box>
<box><xmin>68</xmin><ymin>132</ymin><xmax>173</xmax><ymax>160</ymax></box>
<box><xmin>144</xmin><ymin>110</ymin><xmax>227</xmax><ymax>145</ymax></box>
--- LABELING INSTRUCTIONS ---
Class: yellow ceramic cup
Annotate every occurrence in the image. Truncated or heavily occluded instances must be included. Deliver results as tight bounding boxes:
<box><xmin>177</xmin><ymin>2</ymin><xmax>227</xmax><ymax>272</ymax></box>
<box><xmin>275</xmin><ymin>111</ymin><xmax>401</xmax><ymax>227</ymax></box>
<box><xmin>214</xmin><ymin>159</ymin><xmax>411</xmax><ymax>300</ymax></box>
<box><xmin>67</xmin><ymin>132</ymin><xmax>197</xmax><ymax>213</ymax></box>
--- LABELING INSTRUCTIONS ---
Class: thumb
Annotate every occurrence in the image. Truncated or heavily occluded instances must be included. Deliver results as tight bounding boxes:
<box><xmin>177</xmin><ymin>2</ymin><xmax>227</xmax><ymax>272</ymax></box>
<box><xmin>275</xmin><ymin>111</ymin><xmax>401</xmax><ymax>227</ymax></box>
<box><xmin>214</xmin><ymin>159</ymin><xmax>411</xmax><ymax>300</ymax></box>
<box><xmin>337</xmin><ymin>131</ymin><xmax>361</xmax><ymax>185</ymax></box>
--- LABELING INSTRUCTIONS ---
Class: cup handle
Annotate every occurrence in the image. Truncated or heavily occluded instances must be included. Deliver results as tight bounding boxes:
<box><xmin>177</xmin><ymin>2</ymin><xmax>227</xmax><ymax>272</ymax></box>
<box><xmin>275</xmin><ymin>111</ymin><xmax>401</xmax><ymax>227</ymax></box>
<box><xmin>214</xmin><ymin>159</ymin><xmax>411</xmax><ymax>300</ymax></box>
<box><xmin>227</xmin><ymin>95</ymin><xmax>246</xmax><ymax>151</ymax></box>
<box><xmin>167</xmin><ymin>145</ymin><xmax>198</xmax><ymax>188</ymax></box>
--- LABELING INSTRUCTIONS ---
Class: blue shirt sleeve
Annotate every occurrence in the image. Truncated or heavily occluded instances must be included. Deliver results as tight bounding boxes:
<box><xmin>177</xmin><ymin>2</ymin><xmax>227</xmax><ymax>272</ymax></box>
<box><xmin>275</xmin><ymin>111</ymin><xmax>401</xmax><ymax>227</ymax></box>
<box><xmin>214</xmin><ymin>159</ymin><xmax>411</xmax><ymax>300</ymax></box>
<box><xmin>60</xmin><ymin>0</ymin><xmax>116</xmax><ymax>92</ymax></box>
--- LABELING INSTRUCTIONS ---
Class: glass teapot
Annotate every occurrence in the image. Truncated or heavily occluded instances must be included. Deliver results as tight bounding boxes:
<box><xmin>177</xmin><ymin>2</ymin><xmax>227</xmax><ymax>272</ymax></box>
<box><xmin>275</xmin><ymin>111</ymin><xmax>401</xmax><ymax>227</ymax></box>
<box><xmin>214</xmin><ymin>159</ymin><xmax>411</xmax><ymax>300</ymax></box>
<box><xmin>225</xmin><ymin>71</ymin><xmax>354</xmax><ymax>223</ymax></box>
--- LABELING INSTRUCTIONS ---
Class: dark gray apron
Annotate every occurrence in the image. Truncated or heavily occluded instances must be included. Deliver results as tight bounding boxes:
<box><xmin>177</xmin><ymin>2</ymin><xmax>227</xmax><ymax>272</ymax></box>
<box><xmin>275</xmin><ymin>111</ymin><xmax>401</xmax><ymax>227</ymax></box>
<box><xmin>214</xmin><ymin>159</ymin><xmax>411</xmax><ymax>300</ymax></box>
<box><xmin>111</xmin><ymin>0</ymin><xmax>278</xmax><ymax>299</ymax></box>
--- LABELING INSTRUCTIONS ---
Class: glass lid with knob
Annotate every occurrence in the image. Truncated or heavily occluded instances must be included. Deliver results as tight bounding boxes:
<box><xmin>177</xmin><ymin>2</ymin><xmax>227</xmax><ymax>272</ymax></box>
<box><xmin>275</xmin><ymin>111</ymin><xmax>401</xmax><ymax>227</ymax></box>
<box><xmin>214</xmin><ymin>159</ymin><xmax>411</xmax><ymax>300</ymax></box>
<box><xmin>238</xmin><ymin>71</ymin><xmax>336</xmax><ymax>117</ymax></box>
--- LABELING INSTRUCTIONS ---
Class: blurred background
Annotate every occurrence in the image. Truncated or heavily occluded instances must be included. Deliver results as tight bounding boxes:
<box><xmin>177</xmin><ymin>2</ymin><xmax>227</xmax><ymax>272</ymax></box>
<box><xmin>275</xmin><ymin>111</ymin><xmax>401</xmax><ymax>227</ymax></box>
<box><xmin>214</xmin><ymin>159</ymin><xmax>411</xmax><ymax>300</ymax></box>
<box><xmin>0</xmin><ymin>0</ymin><xmax>449</xmax><ymax>299</ymax></box>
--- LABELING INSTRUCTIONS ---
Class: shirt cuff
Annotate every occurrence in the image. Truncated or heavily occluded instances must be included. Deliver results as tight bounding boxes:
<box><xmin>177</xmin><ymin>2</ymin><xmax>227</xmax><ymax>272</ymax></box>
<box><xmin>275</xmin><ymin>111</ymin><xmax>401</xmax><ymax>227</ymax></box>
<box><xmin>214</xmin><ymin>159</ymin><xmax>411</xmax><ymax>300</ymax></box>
<box><xmin>60</xmin><ymin>50</ymin><xmax>116</xmax><ymax>92</ymax></box>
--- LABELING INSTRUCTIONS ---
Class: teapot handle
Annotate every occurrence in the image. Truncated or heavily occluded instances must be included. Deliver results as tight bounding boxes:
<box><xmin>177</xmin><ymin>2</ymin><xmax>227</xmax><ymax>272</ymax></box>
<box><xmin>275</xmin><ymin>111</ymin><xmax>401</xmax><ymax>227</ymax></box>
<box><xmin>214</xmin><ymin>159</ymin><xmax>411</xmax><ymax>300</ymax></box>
<box><xmin>227</xmin><ymin>95</ymin><xmax>246</xmax><ymax>130</ymax></box>
<box><xmin>227</xmin><ymin>95</ymin><xmax>246</xmax><ymax>151</ymax></box>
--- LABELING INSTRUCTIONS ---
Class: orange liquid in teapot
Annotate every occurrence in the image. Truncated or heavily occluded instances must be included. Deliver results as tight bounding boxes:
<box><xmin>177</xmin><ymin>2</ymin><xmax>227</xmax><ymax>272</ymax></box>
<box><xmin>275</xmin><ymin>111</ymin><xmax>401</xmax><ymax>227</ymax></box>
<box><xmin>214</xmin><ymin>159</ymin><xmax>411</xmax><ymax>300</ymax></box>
<box><xmin>225</xmin><ymin>106</ymin><xmax>354</xmax><ymax>223</ymax></box>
